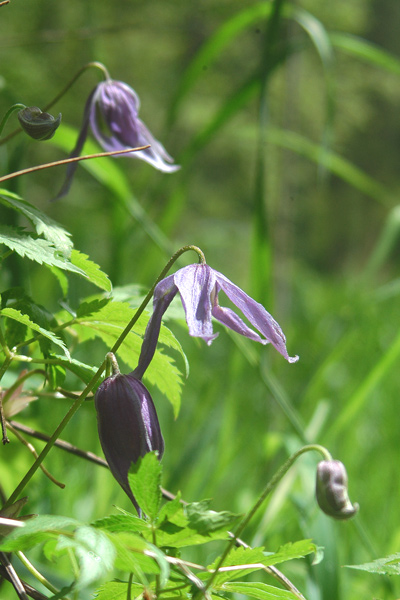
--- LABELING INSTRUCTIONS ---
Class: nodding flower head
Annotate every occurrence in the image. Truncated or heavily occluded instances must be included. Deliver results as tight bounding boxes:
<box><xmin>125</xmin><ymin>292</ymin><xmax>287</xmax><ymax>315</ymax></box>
<box><xmin>316</xmin><ymin>460</ymin><xmax>359</xmax><ymax>520</ymax></box>
<box><xmin>55</xmin><ymin>78</ymin><xmax>179</xmax><ymax>199</ymax></box>
<box><xmin>18</xmin><ymin>106</ymin><xmax>61</xmax><ymax>141</ymax></box>
<box><xmin>137</xmin><ymin>263</ymin><xmax>298</xmax><ymax>369</ymax></box>
<box><xmin>95</xmin><ymin>372</ymin><xmax>164</xmax><ymax>514</ymax></box>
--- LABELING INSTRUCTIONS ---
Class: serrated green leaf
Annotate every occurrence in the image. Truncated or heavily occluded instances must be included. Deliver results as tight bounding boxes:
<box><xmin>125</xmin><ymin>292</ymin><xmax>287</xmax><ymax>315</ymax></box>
<box><xmin>70</xmin><ymin>249</ymin><xmax>112</xmax><ymax>292</ymax></box>
<box><xmin>0</xmin><ymin>225</ymin><xmax>84</xmax><ymax>273</ymax></box>
<box><xmin>71</xmin><ymin>300</ymin><xmax>184</xmax><ymax>415</ymax></box>
<box><xmin>203</xmin><ymin>546</ymin><xmax>266</xmax><ymax>585</ymax></box>
<box><xmin>0</xmin><ymin>307</ymin><xmax>70</xmax><ymax>359</ymax></box>
<box><xmin>91</xmin><ymin>514</ymin><xmax>149</xmax><ymax>534</ymax></box>
<box><xmin>0</xmin><ymin>515</ymin><xmax>80</xmax><ymax>552</ymax></box>
<box><xmin>56</xmin><ymin>526</ymin><xmax>116</xmax><ymax>590</ymax></box>
<box><xmin>94</xmin><ymin>580</ymin><xmax>144</xmax><ymax>600</ymax></box>
<box><xmin>49</xmin><ymin>355</ymin><xmax>97</xmax><ymax>383</ymax></box>
<box><xmin>262</xmin><ymin>539</ymin><xmax>317</xmax><ymax>567</ymax></box>
<box><xmin>0</xmin><ymin>189</ymin><xmax>73</xmax><ymax>256</ymax></box>
<box><xmin>154</xmin><ymin>497</ymin><xmax>235</xmax><ymax>549</ymax></box>
<box><xmin>221</xmin><ymin>581</ymin><xmax>297</xmax><ymax>599</ymax></box>
<box><xmin>128</xmin><ymin>452</ymin><xmax>162</xmax><ymax>522</ymax></box>
<box><xmin>186</xmin><ymin>500</ymin><xmax>240</xmax><ymax>534</ymax></box>
<box><xmin>346</xmin><ymin>553</ymin><xmax>400</xmax><ymax>576</ymax></box>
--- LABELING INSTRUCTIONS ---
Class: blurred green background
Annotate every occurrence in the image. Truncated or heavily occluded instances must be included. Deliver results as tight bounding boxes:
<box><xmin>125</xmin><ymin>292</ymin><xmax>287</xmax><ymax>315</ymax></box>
<box><xmin>1</xmin><ymin>0</ymin><xmax>400</xmax><ymax>598</ymax></box>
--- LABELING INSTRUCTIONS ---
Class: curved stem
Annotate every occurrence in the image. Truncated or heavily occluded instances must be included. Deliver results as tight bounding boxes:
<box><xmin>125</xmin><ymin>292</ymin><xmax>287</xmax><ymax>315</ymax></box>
<box><xmin>0</xmin><ymin>104</ymin><xmax>25</xmax><ymax>138</ymax></box>
<box><xmin>199</xmin><ymin>444</ymin><xmax>332</xmax><ymax>597</ymax></box>
<box><xmin>0</xmin><ymin>62</ymin><xmax>110</xmax><ymax>146</ymax></box>
<box><xmin>4</xmin><ymin>245</ymin><xmax>205</xmax><ymax>507</ymax></box>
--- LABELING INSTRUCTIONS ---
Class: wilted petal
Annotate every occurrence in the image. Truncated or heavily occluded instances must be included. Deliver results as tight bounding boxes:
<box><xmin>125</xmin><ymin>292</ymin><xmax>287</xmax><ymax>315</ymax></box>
<box><xmin>95</xmin><ymin>373</ymin><xmax>164</xmax><ymax>513</ymax></box>
<box><xmin>174</xmin><ymin>264</ymin><xmax>218</xmax><ymax>344</ymax></box>
<box><xmin>214</xmin><ymin>271</ymin><xmax>299</xmax><ymax>363</ymax></box>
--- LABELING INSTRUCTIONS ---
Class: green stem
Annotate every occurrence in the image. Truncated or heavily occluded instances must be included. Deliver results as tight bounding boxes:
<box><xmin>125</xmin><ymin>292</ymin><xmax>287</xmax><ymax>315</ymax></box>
<box><xmin>0</xmin><ymin>62</ymin><xmax>109</xmax><ymax>146</ymax></box>
<box><xmin>16</xmin><ymin>552</ymin><xmax>67</xmax><ymax>598</ymax></box>
<box><xmin>127</xmin><ymin>573</ymin><xmax>133</xmax><ymax>600</ymax></box>
<box><xmin>3</xmin><ymin>245</ymin><xmax>205</xmax><ymax>508</ymax></box>
<box><xmin>0</xmin><ymin>104</ymin><xmax>25</xmax><ymax>138</ymax></box>
<box><xmin>199</xmin><ymin>444</ymin><xmax>332</xmax><ymax>597</ymax></box>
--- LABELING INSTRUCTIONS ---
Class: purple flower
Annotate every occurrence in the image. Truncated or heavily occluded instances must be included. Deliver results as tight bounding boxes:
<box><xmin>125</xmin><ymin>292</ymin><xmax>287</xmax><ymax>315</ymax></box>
<box><xmin>56</xmin><ymin>79</ymin><xmax>179</xmax><ymax>199</ymax></box>
<box><xmin>135</xmin><ymin>263</ymin><xmax>298</xmax><ymax>369</ymax></box>
<box><xmin>95</xmin><ymin>373</ymin><xmax>164</xmax><ymax>514</ymax></box>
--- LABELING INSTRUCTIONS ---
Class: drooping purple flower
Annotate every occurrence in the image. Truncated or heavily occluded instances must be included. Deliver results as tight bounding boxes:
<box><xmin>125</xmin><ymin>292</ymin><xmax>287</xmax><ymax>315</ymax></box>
<box><xmin>56</xmin><ymin>79</ymin><xmax>179</xmax><ymax>199</ymax></box>
<box><xmin>95</xmin><ymin>372</ymin><xmax>164</xmax><ymax>514</ymax></box>
<box><xmin>136</xmin><ymin>263</ymin><xmax>298</xmax><ymax>366</ymax></box>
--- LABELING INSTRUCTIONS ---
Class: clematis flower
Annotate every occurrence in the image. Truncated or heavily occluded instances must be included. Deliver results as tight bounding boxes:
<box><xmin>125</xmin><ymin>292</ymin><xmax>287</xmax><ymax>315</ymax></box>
<box><xmin>56</xmin><ymin>78</ymin><xmax>179</xmax><ymax>199</ymax></box>
<box><xmin>316</xmin><ymin>460</ymin><xmax>359</xmax><ymax>520</ymax></box>
<box><xmin>134</xmin><ymin>263</ymin><xmax>298</xmax><ymax>370</ymax></box>
<box><xmin>95</xmin><ymin>371</ymin><xmax>164</xmax><ymax>515</ymax></box>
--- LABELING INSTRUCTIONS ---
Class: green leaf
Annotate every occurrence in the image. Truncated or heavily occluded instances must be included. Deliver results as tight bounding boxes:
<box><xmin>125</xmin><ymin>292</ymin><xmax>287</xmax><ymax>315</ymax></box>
<box><xmin>204</xmin><ymin>546</ymin><xmax>266</xmax><ymax>585</ymax></box>
<box><xmin>0</xmin><ymin>189</ymin><xmax>73</xmax><ymax>256</ymax></box>
<box><xmin>70</xmin><ymin>300</ymin><xmax>184</xmax><ymax>416</ymax></box>
<box><xmin>49</xmin><ymin>354</ymin><xmax>97</xmax><ymax>383</ymax></box>
<box><xmin>204</xmin><ymin>540</ymin><xmax>317</xmax><ymax>586</ymax></box>
<box><xmin>262</xmin><ymin>539</ymin><xmax>317</xmax><ymax>567</ymax></box>
<box><xmin>56</xmin><ymin>526</ymin><xmax>116</xmax><ymax>590</ymax></box>
<box><xmin>94</xmin><ymin>581</ymin><xmax>144</xmax><ymax>600</ymax></box>
<box><xmin>70</xmin><ymin>249</ymin><xmax>112</xmax><ymax>292</ymax></box>
<box><xmin>0</xmin><ymin>515</ymin><xmax>80</xmax><ymax>552</ymax></box>
<box><xmin>221</xmin><ymin>581</ymin><xmax>297</xmax><ymax>599</ymax></box>
<box><xmin>346</xmin><ymin>553</ymin><xmax>400</xmax><ymax>576</ymax></box>
<box><xmin>91</xmin><ymin>514</ymin><xmax>149</xmax><ymax>534</ymax></box>
<box><xmin>0</xmin><ymin>307</ymin><xmax>70</xmax><ymax>359</ymax></box>
<box><xmin>108</xmin><ymin>531</ymin><xmax>161</xmax><ymax>575</ymax></box>
<box><xmin>0</xmin><ymin>225</ymin><xmax>84</xmax><ymax>273</ymax></box>
<box><xmin>128</xmin><ymin>452</ymin><xmax>162</xmax><ymax>522</ymax></box>
<box><xmin>186</xmin><ymin>500</ymin><xmax>240</xmax><ymax>534</ymax></box>
<box><xmin>154</xmin><ymin>497</ymin><xmax>236</xmax><ymax>549</ymax></box>
<box><xmin>331</xmin><ymin>33</ymin><xmax>400</xmax><ymax>75</ymax></box>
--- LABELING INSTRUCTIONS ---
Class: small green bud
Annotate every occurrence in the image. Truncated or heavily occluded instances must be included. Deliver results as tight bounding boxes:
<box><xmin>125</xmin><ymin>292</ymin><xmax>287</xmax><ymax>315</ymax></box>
<box><xmin>17</xmin><ymin>106</ymin><xmax>61</xmax><ymax>141</ymax></box>
<box><xmin>316</xmin><ymin>460</ymin><xmax>359</xmax><ymax>520</ymax></box>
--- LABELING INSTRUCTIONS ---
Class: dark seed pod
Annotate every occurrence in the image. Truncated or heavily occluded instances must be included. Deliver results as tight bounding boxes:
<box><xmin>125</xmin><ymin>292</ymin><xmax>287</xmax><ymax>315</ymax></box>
<box><xmin>316</xmin><ymin>460</ymin><xmax>359</xmax><ymax>520</ymax></box>
<box><xmin>95</xmin><ymin>373</ymin><xmax>164</xmax><ymax>513</ymax></box>
<box><xmin>17</xmin><ymin>106</ymin><xmax>61</xmax><ymax>141</ymax></box>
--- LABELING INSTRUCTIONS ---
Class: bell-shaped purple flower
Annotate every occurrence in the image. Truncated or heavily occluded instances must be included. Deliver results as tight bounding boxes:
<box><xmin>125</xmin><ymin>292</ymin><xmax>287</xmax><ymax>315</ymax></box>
<box><xmin>56</xmin><ymin>78</ymin><xmax>179</xmax><ymax>199</ymax></box>
<box><xmin>139</xmin><ymin>263</ymin><xmax>298</xmax><ymax>364</ymax></box>
<box><xmin>95</xmin><ymin>372</ymin><xmax>164</xmax><ymax>514</ymax></box>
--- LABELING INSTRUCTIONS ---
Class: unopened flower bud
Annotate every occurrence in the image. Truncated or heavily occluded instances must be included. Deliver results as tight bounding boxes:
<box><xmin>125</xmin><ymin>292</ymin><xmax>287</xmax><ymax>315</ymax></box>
<box><xmin>316</xmin><ymin>460</ymin><xmax>359</xmax><ymax>520</ymax></box>
<box><xmin>95</xmin><ymin>373</ymin><xmax>164</xmax><ymax>513</ymax></box>
<box><xmin>18</xmin><ymin>106</ymin><xmax>61</xmax><ymax>141</ymax></box>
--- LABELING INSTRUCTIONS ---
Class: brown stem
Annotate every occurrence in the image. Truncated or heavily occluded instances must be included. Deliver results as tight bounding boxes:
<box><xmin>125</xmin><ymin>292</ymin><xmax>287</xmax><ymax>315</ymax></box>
<box><xmin>0</xmin><ymin>145</ymin><xmax>149</xmax><ymax>184</ymax></box>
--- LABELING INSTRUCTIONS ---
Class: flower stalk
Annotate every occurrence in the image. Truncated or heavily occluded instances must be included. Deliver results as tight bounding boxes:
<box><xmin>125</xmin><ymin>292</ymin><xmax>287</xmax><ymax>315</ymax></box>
<box><xmin>3</xmin><ymin>245</ymin><xmax>205</xmax><ymax>509</ymax></box>
<box><xmin>198</xmin><ymin>444</ymin><xmax>333</xmax><ymax>597</ymax></box>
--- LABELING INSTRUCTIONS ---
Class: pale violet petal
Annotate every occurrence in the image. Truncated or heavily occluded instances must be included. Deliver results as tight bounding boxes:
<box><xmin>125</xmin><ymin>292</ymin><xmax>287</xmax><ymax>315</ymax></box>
<box><xmin>214</xmin><ymin>271</ymin><xmax>299</xmax><ymax>363</ymax></box>
<box><xmin>174</xmin><ymin>264</ymin><xmax>218</xmax><ymax>344</ymax></box>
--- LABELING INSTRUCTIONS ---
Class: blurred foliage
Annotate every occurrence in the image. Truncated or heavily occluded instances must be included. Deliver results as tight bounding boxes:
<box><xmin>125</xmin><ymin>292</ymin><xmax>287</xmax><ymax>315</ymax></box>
<box><xmin>1</xmin><ymin>0</ymin><xmax>400</xmax><ymax>598</ymax></box>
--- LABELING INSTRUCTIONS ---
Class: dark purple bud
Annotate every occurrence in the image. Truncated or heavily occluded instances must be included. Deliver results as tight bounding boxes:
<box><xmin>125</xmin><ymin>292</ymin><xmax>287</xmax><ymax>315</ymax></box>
<box><xmin>95</xmin><ymin>373</ymin><xmax>164</xmax><ymax>513</ymax></box>
<box><xmin>18</xmin><ymin>106</ymin><xmax>61</xmax><ymax>141</ymax></box>
<box><xmin>316</xmin><ymin>460</ymin><xmax>359</xmax><ymax>520</ymax></box>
